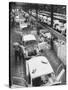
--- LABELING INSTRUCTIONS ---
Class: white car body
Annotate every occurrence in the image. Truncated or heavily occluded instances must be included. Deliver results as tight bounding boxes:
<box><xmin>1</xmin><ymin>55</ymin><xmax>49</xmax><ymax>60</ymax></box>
<box><xmin>39</xmin><ymin>15</ymin><xmax>43</xmax><ymax>21</ymax></box>
<box><xmin>55</xmin><ymin>23</ymin><xmax>64</xmax><ymax>32</ymax></box>
<box><xmin>15</xmin><ymin>15</ymin><xmax>20</xmax><ymax>22</ymax></box>
<box><xmin>21</xmin><ymin>34</ymin><xmax>37</xmax><ymax>57</ymax></box>
<box><xmin>25</xmin><ymin>13</ymin><xmax>29</xmax><ymax>17</ymax></box>
<box><xmin>47</xmin><ymin>17</ymin><xmax>51</xmax><ymax>25</ymax></box>
<box><xmin>53</xmin><ymin>20</ymin><xmax>60</xmax><ymax>28</ymax></box>
<box><xmin>26</xmin><ymin>56</ymin><xmax>54</xmax><ymax>79</ymax></box>
<box><xmin>43</xmin><ymin>16</ymin><xmax>48</xmax><ymax>23</ymax></box>
<box><xmin>53</xmin><ymin>20</ymin><xmax>64</xmax><ymax>32</ymax></box>
<box><xmin>19</xmin><ymin>21</ymin><xmax>28</xmax><ymax>29</ymax></box>
<box><xmin>22</xmin><ymin>34</ymin><xmax>36</xmax><ymax>42</ymax></box>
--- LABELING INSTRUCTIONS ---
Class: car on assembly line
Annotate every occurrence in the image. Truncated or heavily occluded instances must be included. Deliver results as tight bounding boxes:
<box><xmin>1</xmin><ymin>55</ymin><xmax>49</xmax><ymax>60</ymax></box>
<box><xmin>32</xmin><ymin>10</ymin><xmax>36</xmax><ymax>17</ymax></box>
<box><xmin>53</xmin><ymin>20</ymin><xmax>65</xmax><ymax>33</ymax></box>
<box><xmin>47</xmin><ymin>17</ymin><xmax>51</xmax><ymax>25</ymax></box>
<box><xmin>20</xmin><ymin>34</ymin><xmax>38</xmax><ymax>58</ymax></box>
<box><xmin>14</xmin><ymin>15</ymin><xmax>20</xmax><ymax>23</ymax></box>
<box><xmin>19</xmin><ymin>20</ymin><xmax>28</xmax><ymax>30</ymax></box>
<box><xmin>26</xmin><ymin>56</ymin><xmax>55</xmax><ymax>86</ymax></box>
<box><xmin>42</xmin><ymin>16</ymin><xmax>48</xmax><ymax>23</ymax></box>
<box><xmin>39</xmin><ymin>14</ymin><xmax>43</xmax><ymax>22</ymax></box>
<box><xmin>24</xmin><ymin>12</ymin><xmax>29</xmax><ymax>18</ymax></box>
<box><xmin>53</xmin><ymin>20</ymin><xmax>60</xmax><ymax>29</ymax></box>
<box><xmin>26</xmin><ymin>55</ymin><xmax>65</xmax><ymax>86</ymax></box>
<box><xmin>55</xmin><ymin>23</ymin><xmax>64</xmax><ymax>32</ymax></box>
<box><xmin>13</xmin><ymin>34</ymin><xmax>38</xmax><ymax>59</ymax></box>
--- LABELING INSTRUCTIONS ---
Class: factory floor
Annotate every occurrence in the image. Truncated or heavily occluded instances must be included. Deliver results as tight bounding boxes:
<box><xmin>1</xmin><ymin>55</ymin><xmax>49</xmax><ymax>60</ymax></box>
<box><xmin>10</xmin><ymin>23</ymin><xmax>66</xmax><ymax>87</ymax></box>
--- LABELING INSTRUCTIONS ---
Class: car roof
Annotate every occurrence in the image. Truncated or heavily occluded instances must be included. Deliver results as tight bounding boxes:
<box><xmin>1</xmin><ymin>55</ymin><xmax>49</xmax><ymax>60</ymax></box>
<box><xmin>22</xmin><ymin>34</ymin><xmax>36</xmax><ymax>42</ymax></box>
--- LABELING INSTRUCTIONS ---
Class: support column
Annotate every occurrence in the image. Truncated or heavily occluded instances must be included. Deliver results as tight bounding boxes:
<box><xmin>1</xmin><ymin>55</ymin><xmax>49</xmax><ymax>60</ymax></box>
<box><xmin>35</xmin><ymin>4</ymin><xmax>39</xmax><ymax>35</ymax></box>
<box><xmin>51</xmin><ymin>5</ymin><xmax>53</xmax><ymax>27</ymax></box>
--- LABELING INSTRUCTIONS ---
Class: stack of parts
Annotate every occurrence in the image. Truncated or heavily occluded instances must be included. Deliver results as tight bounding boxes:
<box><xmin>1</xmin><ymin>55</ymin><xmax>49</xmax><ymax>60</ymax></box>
<box><xmin>38</xmin><ymin>42</ymin><xmax>51</xmax><ymax>51</ymax></box>
<box><xmin>53</xmin><ymin>40</ymin><xmax>66</xmax><ymax>65</ymax></box>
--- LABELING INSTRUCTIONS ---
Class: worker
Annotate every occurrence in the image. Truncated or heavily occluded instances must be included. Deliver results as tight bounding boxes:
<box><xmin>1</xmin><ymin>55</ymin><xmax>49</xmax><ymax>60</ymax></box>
<box><xmin>13</xmin><ymin>42</ymin><xmax>25</xmax><ymax>70</ymax></box>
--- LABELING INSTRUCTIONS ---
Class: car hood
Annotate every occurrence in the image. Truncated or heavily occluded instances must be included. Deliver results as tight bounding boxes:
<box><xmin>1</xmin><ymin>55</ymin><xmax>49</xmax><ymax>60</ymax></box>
<box><xmin>26</xmin><ymin>56</ymin><xmax>54</xmax><ymax>78</ymax></box>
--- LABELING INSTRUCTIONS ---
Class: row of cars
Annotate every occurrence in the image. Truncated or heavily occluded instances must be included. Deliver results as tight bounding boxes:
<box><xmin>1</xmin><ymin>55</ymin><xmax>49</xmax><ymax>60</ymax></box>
<box><xmin>13</xmin><ymin>31</ymin><xmax>65</xmax><ymax>86</ymax></box>
<box><xmin>14</xmin><ymin>9</ymin><xmax>30</xmax><ymax>29</ymax></box>
<box><xmin>12</xmin><ymin>8</ymin><xmax>66</xmax><ymax>36</ymax></box>
<box><xmin>32</xmin><ymin>11</ymin><xmax>66</xmax><ymax>36</ymax></box>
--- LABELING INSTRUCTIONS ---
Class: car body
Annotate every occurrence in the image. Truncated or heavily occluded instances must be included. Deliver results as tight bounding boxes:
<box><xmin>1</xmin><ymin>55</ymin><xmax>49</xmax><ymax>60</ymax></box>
<box><xmin>26</xmin><ymin>56</ymin><xmax>54</xmax><ymax>86</ymax></box>
<box><xmin>47</xmin><ymin>17</ymin><xmax>51</xmax><ymax>25</ymax></box>
<box><xmin>20</xmin><ymin>34</ymin><xmax>38</xmax><ymax>58</ymax></box>
<box><xmin>19</xmin><ymin>21</ymin><xmax>28</xmax><ymax>29</ymax></box>
<box><xmin>13</xmin><ymin>34</ymin><xmax>38</xmax><ymax>59</ymax></box>
<box><xmin>53</xmin><ymin>20</ymin><xmax>64</xmax><ymax>32</ymax></box>
<box><xmin>14</xmin><ymin>15</ymin><xmax>20</xmax><ymax>23</ymax></box>
<box><xmin>44</xmin><ymin>16</ymin><xmax>48</xmax><ymax>23</ymax></box>
<box><xmin>26</xmin><ymin>56</ymin><xmax>54</xmax><ymax>78</ymax></box>
<box><xmin>39</xmin><ymin>14</ymin><xmax>43</xmax><ymax>22</ymax></box>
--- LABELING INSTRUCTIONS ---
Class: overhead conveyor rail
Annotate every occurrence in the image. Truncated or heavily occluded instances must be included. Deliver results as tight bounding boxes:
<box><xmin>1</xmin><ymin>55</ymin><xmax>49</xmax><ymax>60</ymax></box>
<box><xmin>39</xmin><ymin>11</ymin><xmax>66</xmax><ymax>21</ymax></box>
<box><xmin>24</xmin><ymin>10</ymin><xmax>66</xmax><ymax>42</ymax></box>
